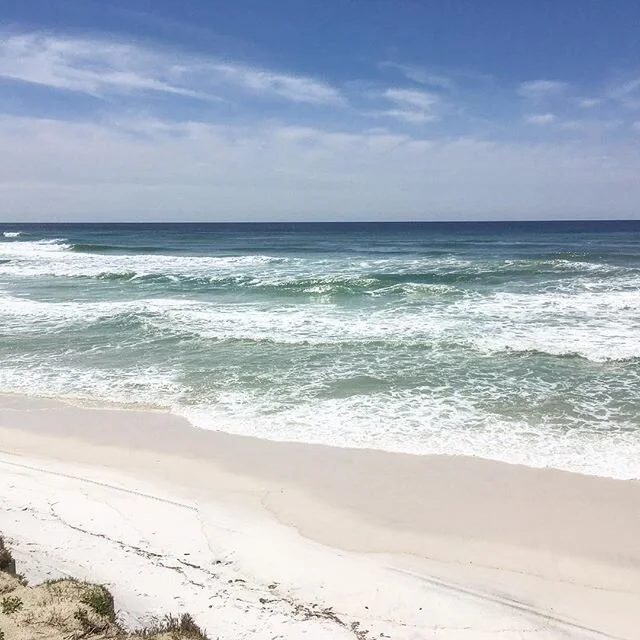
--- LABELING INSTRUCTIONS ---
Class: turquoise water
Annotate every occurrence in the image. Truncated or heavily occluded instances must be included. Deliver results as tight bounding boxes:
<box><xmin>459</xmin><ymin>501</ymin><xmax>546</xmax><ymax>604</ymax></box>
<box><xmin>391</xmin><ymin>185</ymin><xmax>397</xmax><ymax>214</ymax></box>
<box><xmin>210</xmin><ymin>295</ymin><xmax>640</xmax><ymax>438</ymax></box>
<box><xmin>1</xmin><ymin>222</ymin><xmax>639</xmax><ymax>478</ymax></box>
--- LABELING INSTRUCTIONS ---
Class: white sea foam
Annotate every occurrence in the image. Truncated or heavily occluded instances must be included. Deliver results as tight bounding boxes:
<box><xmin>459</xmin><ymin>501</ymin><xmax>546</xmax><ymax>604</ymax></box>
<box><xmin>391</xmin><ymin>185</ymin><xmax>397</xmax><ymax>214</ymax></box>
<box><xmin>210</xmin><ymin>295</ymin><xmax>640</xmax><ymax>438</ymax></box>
<box><xmin>2</xmin><ymin>284</ymin><xmax>640</xmax><ymax>362</ymax></box>
<box><xmin>460</xmin><ymin>289</ymin><xmax>640</xmax><ymax>362</ymax></box>
<box><xmin>0</xmin><ymin>363</ymin><xmax>182</xmax><ymax>410</ymax></box>
<box><xmin>2</xmin><ymin>231</ymin><xmax>22</xmax><ymax>238</ymax></box>
<box><xmin>0</xmin><ymin>238</ymin><xmax>71</xmax><ymax>258</ymax></box>
<box><xmin>0</xmin><ymin>240</ymin><xmax>287</xmax><ymax>279</ymax></box>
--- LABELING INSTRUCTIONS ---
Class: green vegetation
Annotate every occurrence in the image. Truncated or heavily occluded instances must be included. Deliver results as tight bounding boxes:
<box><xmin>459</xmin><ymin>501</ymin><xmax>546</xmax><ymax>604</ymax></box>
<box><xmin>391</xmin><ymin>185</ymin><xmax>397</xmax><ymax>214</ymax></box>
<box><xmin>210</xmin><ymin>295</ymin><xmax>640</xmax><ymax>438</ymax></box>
<box><xmin>80</xmin><ymin>584</ymin><xmax>116</xmax><ymax>622</ymax></box>
<box><xmin>44</xmin><ymin>577</ymin><xmax>82</xmax><ymax>586</ymax></box>
<box><xmin>0</xmin><ymin>533</ymin><xmax>211</xmax><ymax>639</ymax></box>
<box><xmin>1</xmin><ymin>594</ymin><xmax>23</xmax><ymax>614</ymax></box>
<box><xmin>0</xmin><ymin>536</ymin><xmax>13</xmax><ymax>572</ymax></box>
<box><xmin>73</xmin><ymin>606</ymin><xmax>111</xmax><ymax>636</ymax></box>
<box><xmin>136</xmin><ymin>613</ymin><xmax>209</xmax><ymax>640</ymax></box>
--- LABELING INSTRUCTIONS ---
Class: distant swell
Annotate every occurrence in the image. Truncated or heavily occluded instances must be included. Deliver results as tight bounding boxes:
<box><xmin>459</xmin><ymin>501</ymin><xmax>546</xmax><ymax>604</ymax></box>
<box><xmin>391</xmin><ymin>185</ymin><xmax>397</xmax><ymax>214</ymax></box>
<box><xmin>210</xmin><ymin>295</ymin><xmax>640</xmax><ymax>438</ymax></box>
<box><xmin>5</xmin><ymin>264</ymin><xmax>634</xmax><ymax>296</ymax></box>
<box><xmin>70</xmin><ymin>242</ymin><xmax>174</xmax><ymax>254</ymax></box>
<box><xmin>89</xmin><ymin>271</ymin><xmax>466</xmax><ymax>294</ymax></box>
<box><xmin>482</xmin><ymin>345</ymin><xmax>640</xmax><ymax>364</ymax></box>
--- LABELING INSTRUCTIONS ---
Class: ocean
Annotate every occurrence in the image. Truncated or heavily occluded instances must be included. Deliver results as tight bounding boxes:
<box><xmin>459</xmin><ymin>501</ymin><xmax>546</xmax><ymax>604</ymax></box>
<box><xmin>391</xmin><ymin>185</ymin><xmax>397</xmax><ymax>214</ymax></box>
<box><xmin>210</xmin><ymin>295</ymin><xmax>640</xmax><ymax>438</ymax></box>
<box><xmin>1</xmin><ymin>221</ymin><xmax>639</xmax><ymax>479</ymax></box>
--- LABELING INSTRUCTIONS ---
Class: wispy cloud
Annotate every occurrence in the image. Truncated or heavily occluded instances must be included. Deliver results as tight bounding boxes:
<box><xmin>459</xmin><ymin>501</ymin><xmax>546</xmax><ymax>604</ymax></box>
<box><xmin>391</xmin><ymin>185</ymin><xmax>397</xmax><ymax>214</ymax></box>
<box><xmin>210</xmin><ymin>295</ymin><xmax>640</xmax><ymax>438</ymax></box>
<box><xmin>379</xmin><ymin>62</ymin><xmax>456</xmax><ymax>92</ymax></box>
<box><xmin>379</xmin><ymin>61</ymin><xmax>494</xmax><ymax>93</ymax></box>
<box><xmin>0</xmin><ymin>31</ymin><xmax>343</xmax><ymax>105</ymax></box>
<box><xmin>576</xmin><ymin>97</ymin><xmax>602</xmax><ymax>109</ymax></box>
<box><xmin>524</xmin><ymin>112</ymin><xmax>623</xmax><ymax>133</ymax></box>
<box><xmin>518</xmin><ymin>80</ymin><xmax>568</xmax><ymax>101</ymax></box>
<box><xmin>609</xmin><ymin>76</ymin><xmax>640</xmax><ymax>109</ymax></box>
<box><xmin>207</xmin><ymin>62</ymin><xmax>342</xmax><ymax>104</ymax></box>
<box><xmin>0</xmin><ymin>33</ymin><xmax>201</xmax><ymax>98</ymax></box>
<box><xmin>559</xmin><ymin>118</ymin><xmax>622</xmax><ymax>132</ymax></box>
<box><xmin>525</xmin><ymin>113</ymin><xmax>557</xmax><ymax>125</ymax></box>
<box><xmin>378</xmin><ymin>88</ymin><xmax>442</xmax><ymax>123</ymax></box>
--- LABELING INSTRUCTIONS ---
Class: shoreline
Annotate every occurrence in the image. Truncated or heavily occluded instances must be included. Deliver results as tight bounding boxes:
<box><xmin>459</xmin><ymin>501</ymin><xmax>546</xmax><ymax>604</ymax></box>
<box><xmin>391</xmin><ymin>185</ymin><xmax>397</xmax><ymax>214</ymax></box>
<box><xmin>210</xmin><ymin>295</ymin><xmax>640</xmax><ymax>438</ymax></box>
<box><xmin>2</xmin><ymin>389</ymin><xmax>638</xmax><ymax>482</ymax></box>
<box><xmin>2</xmin><ymin>393</ymin><xmax>639</xmax><ymax>638</ymax></box>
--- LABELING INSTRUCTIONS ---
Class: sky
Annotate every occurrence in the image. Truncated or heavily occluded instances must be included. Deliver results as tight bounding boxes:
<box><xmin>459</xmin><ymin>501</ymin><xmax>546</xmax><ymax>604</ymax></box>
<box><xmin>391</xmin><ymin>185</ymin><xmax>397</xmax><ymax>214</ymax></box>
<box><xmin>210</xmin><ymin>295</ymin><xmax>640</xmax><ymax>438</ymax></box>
<box><xmin>1</xmin><ymin>0</ymin><xmax>639</xmax><ymax>221</ymax></box>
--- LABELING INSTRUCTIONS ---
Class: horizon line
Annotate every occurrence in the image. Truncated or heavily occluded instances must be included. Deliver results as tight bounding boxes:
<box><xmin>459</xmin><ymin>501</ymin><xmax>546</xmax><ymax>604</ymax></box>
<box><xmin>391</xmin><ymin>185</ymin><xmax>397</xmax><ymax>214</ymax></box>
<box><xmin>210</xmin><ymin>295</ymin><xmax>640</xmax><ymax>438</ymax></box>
<box><xmin>1</xmin><ymin>218</ymin><xmax>639</xmax><ymax>226</ymax></box>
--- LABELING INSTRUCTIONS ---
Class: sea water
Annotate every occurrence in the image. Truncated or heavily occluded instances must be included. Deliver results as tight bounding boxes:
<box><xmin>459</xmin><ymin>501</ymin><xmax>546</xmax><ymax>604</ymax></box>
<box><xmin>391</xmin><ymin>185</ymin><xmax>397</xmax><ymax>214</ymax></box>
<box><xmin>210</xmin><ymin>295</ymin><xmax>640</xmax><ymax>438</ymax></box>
<box><xmin>1</xmin><ymin>221</ymin><xmax>639</xmax><ymax>478</ymax></box>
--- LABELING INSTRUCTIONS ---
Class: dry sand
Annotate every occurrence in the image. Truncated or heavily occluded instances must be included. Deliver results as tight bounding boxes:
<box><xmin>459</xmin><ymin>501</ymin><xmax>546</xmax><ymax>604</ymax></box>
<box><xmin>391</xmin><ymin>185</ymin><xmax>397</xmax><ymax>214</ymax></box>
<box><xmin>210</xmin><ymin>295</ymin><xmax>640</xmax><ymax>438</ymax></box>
<box><xmin>1</xmin><ymin>393</ymin><xmax>639</xmax><ymax>639</ymax></box>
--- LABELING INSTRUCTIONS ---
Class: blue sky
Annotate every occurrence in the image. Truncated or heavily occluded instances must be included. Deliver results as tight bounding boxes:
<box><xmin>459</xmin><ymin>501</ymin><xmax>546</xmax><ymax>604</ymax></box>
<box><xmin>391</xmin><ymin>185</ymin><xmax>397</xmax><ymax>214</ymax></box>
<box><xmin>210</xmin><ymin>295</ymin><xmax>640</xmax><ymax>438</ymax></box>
<box><xmin>1</xmin><ymin>0</ymin><xmax>639</xmax><ymax>221</ymax></box>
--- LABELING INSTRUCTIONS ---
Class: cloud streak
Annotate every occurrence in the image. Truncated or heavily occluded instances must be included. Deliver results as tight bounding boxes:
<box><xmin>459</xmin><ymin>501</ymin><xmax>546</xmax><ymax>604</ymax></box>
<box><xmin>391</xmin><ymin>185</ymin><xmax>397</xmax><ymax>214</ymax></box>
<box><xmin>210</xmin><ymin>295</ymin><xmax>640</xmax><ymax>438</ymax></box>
<box><xmin>525</xmin><ymin>113</ymin><xmax>557</xmax><ymax>125</ymax></box>
<box><xmin>609</xmin><ymin>76</ymin><xmax>640</xmax><ymax>109</ymax></box>
<box><xmin>518</xmin><ymin>80</ymin><xmax>568</xmax><ymax>101</ymax></box>
<box><xmin>0</xmin><ymin>31</ymin><xmax>343</xmax><ymax>105</ymax></box>
<box><xmin>576</xmin><ymin>98</ymin><xmax>602</xmax><ymax>109</ymax></box>
<box><xmin>379</xmin><ymin>62</ymin><xmax>456</xmax><ymax>92</ymax></box>
<box><xmin>377</xmin><ymin>88</ymin><xmax>442</xmax><ymax>123</ymax></box>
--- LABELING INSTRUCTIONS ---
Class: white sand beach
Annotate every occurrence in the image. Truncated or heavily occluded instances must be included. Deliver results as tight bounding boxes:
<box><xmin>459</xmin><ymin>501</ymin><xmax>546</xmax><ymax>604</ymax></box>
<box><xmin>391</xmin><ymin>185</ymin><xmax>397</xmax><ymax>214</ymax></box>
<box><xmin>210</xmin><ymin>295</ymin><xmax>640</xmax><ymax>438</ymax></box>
<box><xmin>1</xmin><ymin>393</ymin><xmax>639</xmax><ymax>639</ymax></box>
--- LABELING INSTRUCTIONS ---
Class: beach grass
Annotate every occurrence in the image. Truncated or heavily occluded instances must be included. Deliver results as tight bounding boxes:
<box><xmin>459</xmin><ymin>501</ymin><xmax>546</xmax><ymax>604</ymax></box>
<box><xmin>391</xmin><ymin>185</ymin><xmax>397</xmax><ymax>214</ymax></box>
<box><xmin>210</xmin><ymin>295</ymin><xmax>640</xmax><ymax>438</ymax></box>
<box><xmin>0</xmin><ymin>534</ymin><xmax>210</xmax><ymax>640</ymax></box>
<box><xmin>0</xmin><ymin>537</ymin><xmax>13</xmax><ymax>573</ymax></box>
